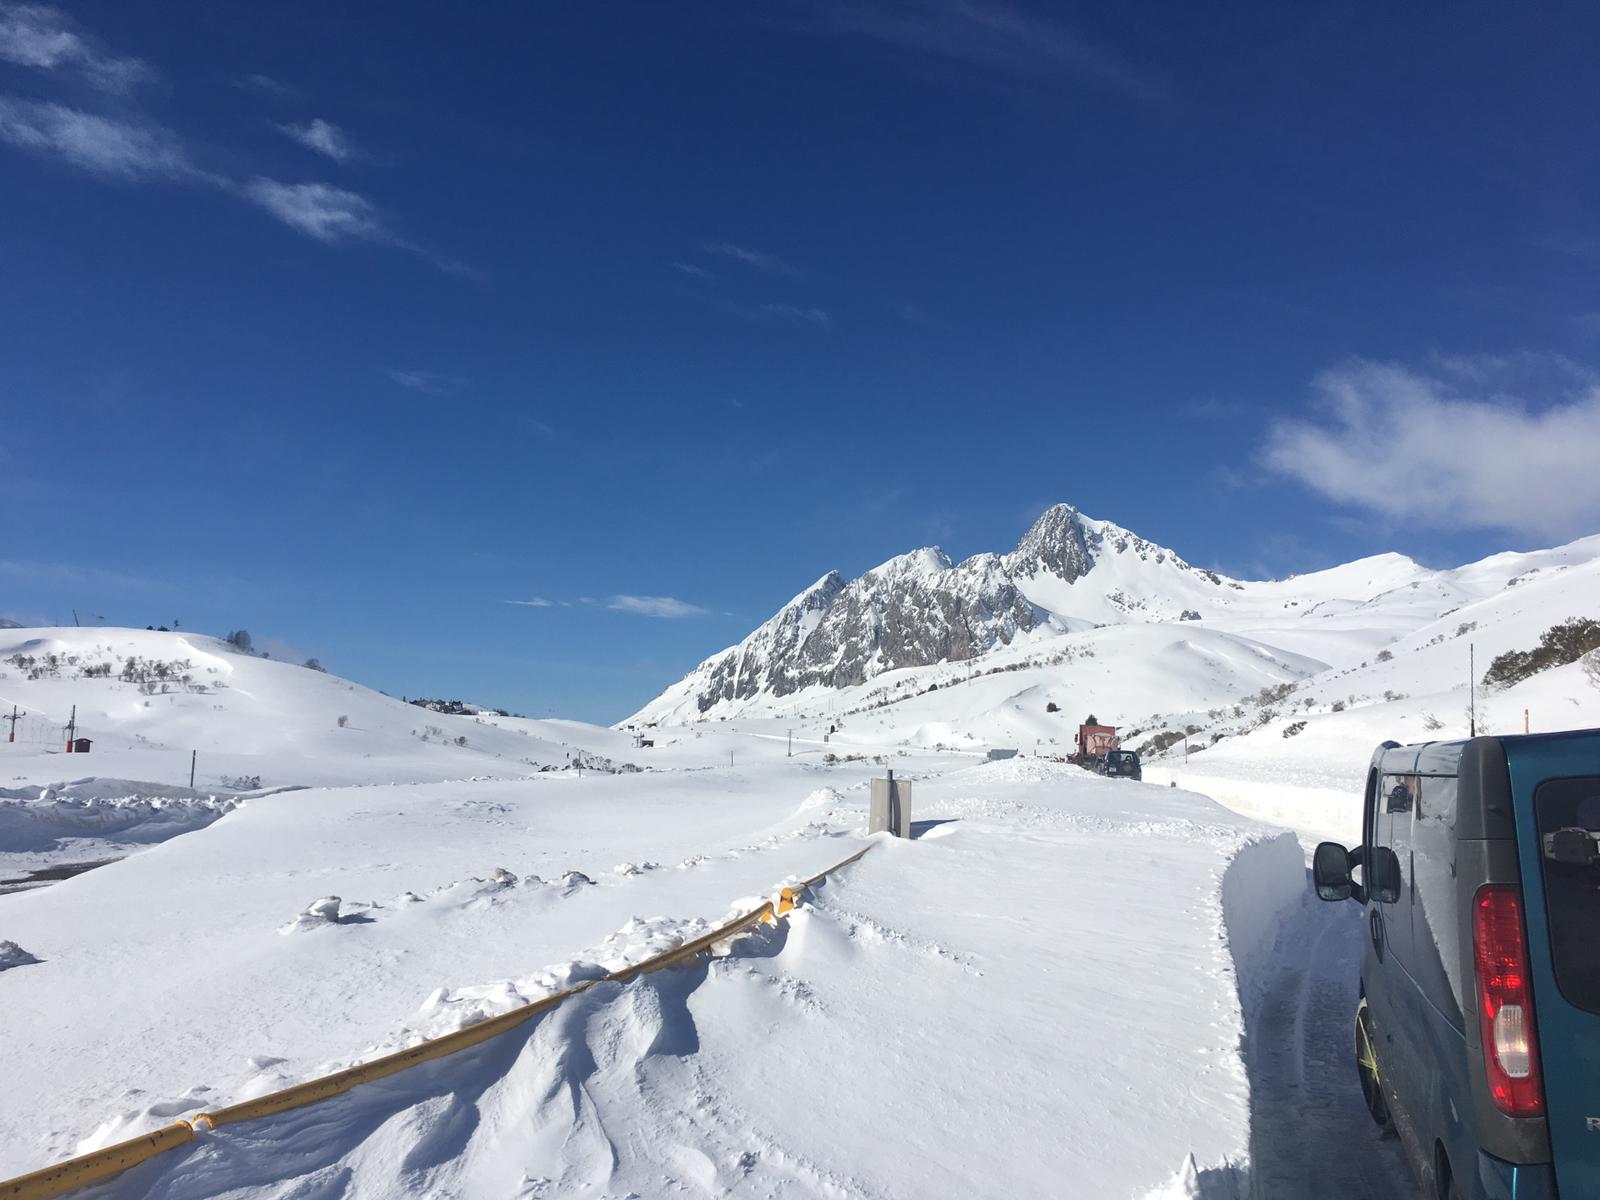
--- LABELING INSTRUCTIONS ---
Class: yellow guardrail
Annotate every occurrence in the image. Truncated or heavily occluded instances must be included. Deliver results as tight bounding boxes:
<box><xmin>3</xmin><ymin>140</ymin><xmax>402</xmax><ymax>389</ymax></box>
<box><xmin>1</xmin><ymin>842</ymin><xmax>873</xmax><ymax>1200</ymax></box>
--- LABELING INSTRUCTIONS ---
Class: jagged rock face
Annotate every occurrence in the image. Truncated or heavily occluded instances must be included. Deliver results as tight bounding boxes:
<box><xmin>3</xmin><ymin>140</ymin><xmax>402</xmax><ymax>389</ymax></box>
<box><xmin>684</xmin><ymin>550</ymin><xmax>1044</xmax><ymax>711</ymax></box>
<box><xmin>693</xmin><ymin>571</ymin><xmax>846</xmax><ymax>709</ymax></box>
<box><xmin>645</xmin><ymin>502</ymin><xmax>1229</xmax><ymax>717</ymax></box>
<box><xmin>1006</xmin><ymin>502</ymin><xmax>1206</xmax><ymax>578</ymax></box>
<box><xmin>1005</xmin><ymin>504</ymin><xmax>1096</xmax><ymax>581</ymax></box>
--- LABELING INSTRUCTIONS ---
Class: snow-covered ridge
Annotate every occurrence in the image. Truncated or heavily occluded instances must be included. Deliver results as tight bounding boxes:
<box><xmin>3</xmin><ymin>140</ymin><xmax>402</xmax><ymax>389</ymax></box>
<box><xmin>636</xmin><ymin>503</ymin><xmax>1201</xmax><ymax>720</ymax></box>
<box><xmin>630</xmin><ymin>503</ymin><xmax>1600</xmax><ymax>727</ymax></box>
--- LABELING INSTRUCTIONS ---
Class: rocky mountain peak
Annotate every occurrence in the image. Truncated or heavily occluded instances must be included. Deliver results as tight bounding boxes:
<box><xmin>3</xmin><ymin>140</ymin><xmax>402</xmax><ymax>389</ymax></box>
<box><xmin>859</xmin><ymin>547</ymin><xmax>954</xmax><ymax>586</ymax></box>
<box><xmin>1006</xmin><ymin>504</ymin><xmax>1094</xmax><ymax>582</ymax></box>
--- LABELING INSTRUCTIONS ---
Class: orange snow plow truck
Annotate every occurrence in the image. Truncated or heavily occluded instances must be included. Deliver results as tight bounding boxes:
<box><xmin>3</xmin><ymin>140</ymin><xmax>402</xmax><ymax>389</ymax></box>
<box><xmin>1070</xmin><ymin>716</ymin><xmax>1118</xmax><ymax>771</ymax></box>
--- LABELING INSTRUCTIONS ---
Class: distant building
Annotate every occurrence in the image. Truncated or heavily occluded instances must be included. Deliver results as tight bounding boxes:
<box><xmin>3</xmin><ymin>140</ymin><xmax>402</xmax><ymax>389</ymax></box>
<box><xmin>68</xmin><ymin>737</ymin><xmax>92</xmax><ymax>753</ymax></box>
<box><xmin>986</xmin><ymin>748</ymin><xmax>1018</xmax><ymax>761</ymax></box>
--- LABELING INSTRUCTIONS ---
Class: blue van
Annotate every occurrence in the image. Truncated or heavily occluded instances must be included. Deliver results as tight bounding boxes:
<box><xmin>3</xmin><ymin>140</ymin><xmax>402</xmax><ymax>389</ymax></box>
<box><xmin>1313</xmin><ymin>731</ymin><xmax>1600</xmax><ymax>1199</ymax></box>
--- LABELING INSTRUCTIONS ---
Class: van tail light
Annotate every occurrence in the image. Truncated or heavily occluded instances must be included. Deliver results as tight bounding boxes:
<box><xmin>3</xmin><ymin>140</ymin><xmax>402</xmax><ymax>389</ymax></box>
<box><xmin>1472</xmin><ymin>884</ymin><xmax>1545</xmax><ymax>1118</ymax></box>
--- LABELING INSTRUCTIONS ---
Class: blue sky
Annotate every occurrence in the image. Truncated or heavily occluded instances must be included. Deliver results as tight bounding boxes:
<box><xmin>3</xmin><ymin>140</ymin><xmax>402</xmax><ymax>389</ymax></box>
<box><xmin>4</xmin><ymin>1</ymin><xmax>1600</xmax><ymax>722</ymax></box>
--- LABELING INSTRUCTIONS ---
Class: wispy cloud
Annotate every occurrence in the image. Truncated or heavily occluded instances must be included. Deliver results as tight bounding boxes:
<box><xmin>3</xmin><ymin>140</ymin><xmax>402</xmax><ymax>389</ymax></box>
<box><xmin>0</xmin><ymin>98</ymin><xmax>195</xmax><ymax>180</ymax></box>
<box><xmin>0</xmin><ymin>99</ymin><xmax>400</xmax><ymax>250</ymax></box>
<box><xmin>387</xmin><ymin>368</ymin><xmax>466</xmax><ymax>396</ymax></box>
<box><xmin>783</xmin><ymin>0</ymin><xmax>1166</xmax><ymax>104</ymax></box>
<box><xmin>702</xmin><ymin>241</ymin><xmax>805</xmax><ymax>279</ymax></box>
<box><xmin>0</xmin><ymin>7</ymin><xmax>456</xmax><ymax>269</ymax></box>
<box><xmin>505</xmin><ymin>593</ymin><xmax>712</xmax><ymax>618</ymax></box>
<box><xmin>677</xmin><ymin>285</ymin><xmax>833</xmax><ymax>329</ymax></box>
<box><xmin>240</xmin><ymin>179</ymin><xmax>391</xmax><ymax>244</ymax></box>
<box><xmin>276</xmin><ymin>117</ymin><xmax>356</xmax><ymax>164</ymax></box>
<box><xmin>671</xmin><ymin>260</ymin><xmax>718</xmax><ymax>281</ymax></box>
<box><xmin>1263</xmin><ymin>358</ymin><xmax>1600</xmax><ymax>540</ymax></box>
<box><xmin>607</xmin><ymin>595</ymin><xmax>710</xmax><ymax>618</ymax></box>
<box><xmin>758</xmin><ymin>302</ymin><xmax>831</xmax><ymax>325</ymax></box>
<box><xmin>1427</xmin><ymin>349</ymin><xmax>1595</xmax><ymax>389</ymax></box>
<box><xmin>0</xmin><ymin>1</ymin><xmax>152</xmax><ymax>93</ymax></box>
<box><xmin>234</xmin><ymin>72</ymin><xmax>301</xmax><ymax>101</ymax></box>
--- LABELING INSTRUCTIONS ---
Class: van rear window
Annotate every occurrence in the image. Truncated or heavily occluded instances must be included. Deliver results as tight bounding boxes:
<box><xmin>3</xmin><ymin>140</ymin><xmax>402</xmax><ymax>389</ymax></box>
<box><xmin>1534</xmin><ymin>776</ymin><xmax>1600</xmax><ymax>1014</ymax></box>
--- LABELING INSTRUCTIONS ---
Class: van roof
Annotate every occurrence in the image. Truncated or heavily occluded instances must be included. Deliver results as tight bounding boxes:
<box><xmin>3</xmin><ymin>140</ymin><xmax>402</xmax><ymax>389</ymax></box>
<box><xmin>1373</xmin><ymin>739</ymin><xmax>1466</xmax><ymax>777</ymax></box>
<box><xmin>1369</xmin><ymin>729</ymin><xmax>1600</xmax><ymax>841</ymax></box>
<box><xmin>1374</xmin><ymin>727</ymin><xmax>1600</xmax><ymax>777</ymax></box>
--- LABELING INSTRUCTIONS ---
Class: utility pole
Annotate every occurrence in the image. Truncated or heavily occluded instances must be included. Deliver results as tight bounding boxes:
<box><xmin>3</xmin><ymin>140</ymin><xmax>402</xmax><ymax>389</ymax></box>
<box><xmin>5</xmin><ymin>705</ymin><xmax>19</xmax><ymax>743</ymax></box>
<box><xmin>787</xmin><ymin>728</ymin><xmax>793</xmax><ymax>757</ymax></box>
<box><xmin>189</xmin><ymin>750</ymin><xmax>197</xmax><ymax>789</ymax></box>
<box><xmin>65</xmin><ymin>704</ymin><xmax>76</xmax><ymax>751</ymax></box>
<box><xmin>1470</xmin><ymin>644</ymin><xmax>1477</xmax><ymax>737</ymax></box>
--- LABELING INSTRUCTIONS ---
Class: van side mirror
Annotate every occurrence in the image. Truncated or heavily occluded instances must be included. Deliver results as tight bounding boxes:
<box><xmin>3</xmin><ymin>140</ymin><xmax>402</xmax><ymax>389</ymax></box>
<box><xmin>1313</xmin><ymin>842</ymin><xmax>1354</xmax><ymax>901</ymax></box>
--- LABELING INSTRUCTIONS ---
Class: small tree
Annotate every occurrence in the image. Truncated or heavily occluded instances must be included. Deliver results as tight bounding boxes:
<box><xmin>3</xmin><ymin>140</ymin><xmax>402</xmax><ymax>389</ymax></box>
<box><xmin>1376</xmin><ymin>649</ymin><xmax>1394</xmax><ymax>663</ymax></box>
<box><xmin>304</xmin><ymin>658</ymin><xmax>327</xmax><ymax>672</ymax></box>
<box><xmin>1583</xmin><ymin>649</ymin><xmax>1600</xmax><ymax>693</ymax></box>
<box><xmin>1485</xmin><ymin>617</ymin><xmax>1600</xmax><ymax>691</ymax></box>
<box><xmin>225</xmin><ymin>630</ymin><xmax>253</xmax><ymax>653</ymax></box>
<box><xmin>1046</xmin><ymin>701</ymin><xmax>1060</xmax><ymax>713</ymax></box>
<box><xmin>337</xmin><ymin>715</ymin><xmax>349</xmax><ymax>728</ymax></box>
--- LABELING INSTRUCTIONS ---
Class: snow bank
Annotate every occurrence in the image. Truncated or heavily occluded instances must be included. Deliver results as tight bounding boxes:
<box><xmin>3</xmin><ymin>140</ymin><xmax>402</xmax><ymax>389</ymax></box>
<box><xmin>0</xmin><ymin>780</ymin><xmax>240</xmax><ymax>866</ymax></box>
<box><xmin>1219</xmin><ymin>829</ymin><xmax>1311</xmax><ymax>1026</ymax></box>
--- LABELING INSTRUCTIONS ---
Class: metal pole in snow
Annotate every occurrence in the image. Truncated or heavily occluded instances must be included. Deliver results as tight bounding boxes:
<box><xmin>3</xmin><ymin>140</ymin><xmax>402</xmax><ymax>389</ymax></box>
<box><xmin>1470</xmin><ymin>644</ymin><xmax>1476</xmax><ymax>737</ymax></box>
<box><xmin>189</xmin><ymin>749</ymin><xmax>196</xmax><ymax>789</ymax></box>
<box><xmin>787</xmin><ymin>729</ymin><xmax>793</xmax><ymax>757</ymax></box>
<box><xmin>1524</xmin><ymin>708</ymin><xmax>1529</xmax><ymax>735</ymax></box>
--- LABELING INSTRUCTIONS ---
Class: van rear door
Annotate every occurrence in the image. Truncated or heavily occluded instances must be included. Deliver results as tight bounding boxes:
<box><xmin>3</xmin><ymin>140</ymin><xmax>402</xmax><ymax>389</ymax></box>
<box><xmin>1508</xmin><ymin>750</ymin><xmax>1600</xmax><ymax>1198</ymax></box>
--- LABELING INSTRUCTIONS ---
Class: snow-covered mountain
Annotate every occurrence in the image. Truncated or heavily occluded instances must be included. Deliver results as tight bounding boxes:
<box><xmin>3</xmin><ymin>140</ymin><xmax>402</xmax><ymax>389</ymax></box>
<box><xmin>637</xmin><ymin>505</ymin><xmax>1220</xmax><ymax>719</ymax></box>
<box><xmin>629</xmin><ymin>503</ymin><xmax>1600</xmax><ymax>733</ymax></box>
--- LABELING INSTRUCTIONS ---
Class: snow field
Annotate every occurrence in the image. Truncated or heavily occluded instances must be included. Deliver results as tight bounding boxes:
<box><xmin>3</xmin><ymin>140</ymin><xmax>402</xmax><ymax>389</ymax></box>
<box><xmin>0</xmin><ymin>764</ymin><xmax>880</xmax><ymax>1179</ymax></box>
<box><xmin>0</xmin><ymin>759</ymin><xmax>1314</xmax><ymax>1199</ymax></box>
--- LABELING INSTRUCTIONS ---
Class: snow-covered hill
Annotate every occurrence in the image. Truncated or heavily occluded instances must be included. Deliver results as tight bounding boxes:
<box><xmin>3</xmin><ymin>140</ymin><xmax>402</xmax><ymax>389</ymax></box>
<box><xmin>0</xmin><ymin>626</ymin><xmax>647</xmax><ymax>792</ymax></box>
